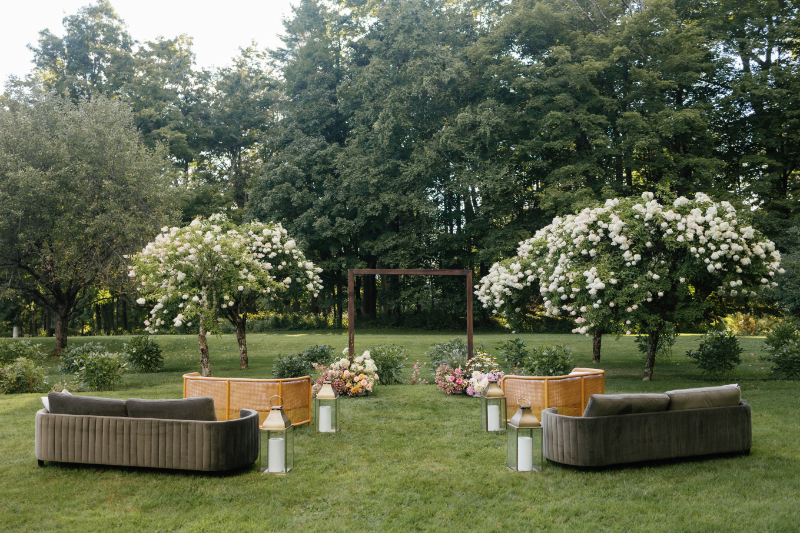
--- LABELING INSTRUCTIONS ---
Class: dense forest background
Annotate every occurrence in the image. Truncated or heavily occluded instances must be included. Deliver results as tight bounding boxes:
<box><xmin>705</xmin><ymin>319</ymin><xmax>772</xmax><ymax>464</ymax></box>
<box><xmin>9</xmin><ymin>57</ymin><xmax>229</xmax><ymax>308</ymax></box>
<box><xmin>2</xmin><ymin>0</ymin><xmax>798</xmax><ymax>335</ymax></box>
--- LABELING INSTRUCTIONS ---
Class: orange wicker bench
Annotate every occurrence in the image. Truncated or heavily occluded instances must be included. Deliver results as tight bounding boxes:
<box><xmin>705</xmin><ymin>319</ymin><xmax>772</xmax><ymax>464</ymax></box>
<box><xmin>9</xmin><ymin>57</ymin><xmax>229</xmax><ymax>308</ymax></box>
<box><xmin>183</xmin><ymin>373</ymin><xmax>312</xmax><ymax>426</ymax></box>
<box><xmin>501</xmin><ymin>368</ymin><xmax>605</xmax><ymax>421</ymax></box>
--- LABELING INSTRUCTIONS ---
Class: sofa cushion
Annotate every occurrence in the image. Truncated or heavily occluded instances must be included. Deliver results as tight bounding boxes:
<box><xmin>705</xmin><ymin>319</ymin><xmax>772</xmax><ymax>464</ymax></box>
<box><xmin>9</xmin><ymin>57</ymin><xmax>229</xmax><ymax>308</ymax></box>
<box><xmin>47</xmin><ymin>392</ymin><xmax>128</xmax><ymax>417</ymax></box>
<box><xmin>665</xmin><ymin>384</ymin><xmax>741</xmax><ymax>411</ymax></box>
<box><xmin>126</xmin><ymin>397</ymin><xmax>217</xmax><ymax>421</ymax></box>
<box><xmin>582</xmin><ymin>393</ymin><xmax>670</xmax><ymax>417</ymax></box>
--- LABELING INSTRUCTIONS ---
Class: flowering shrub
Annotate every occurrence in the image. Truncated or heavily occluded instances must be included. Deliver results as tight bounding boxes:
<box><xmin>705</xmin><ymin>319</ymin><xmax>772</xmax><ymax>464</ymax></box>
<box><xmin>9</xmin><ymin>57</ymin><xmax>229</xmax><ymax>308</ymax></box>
<box><xmin>477</xmin><ymin>192</ymin><xmax>782</xmax><ymax>380</ymax></box>
<box><xmin>60</xmin><ymin>342</ymin><xmax>111</xmax><ymax>375</ymax></box>
<box><xmin>406</xmin><ymin>361</ymin><xmax>430</xmax><ymax>385</ymax></box>
<box><xmin>312</xmin><ymin>351</ymin><xmax>379</xmax><ymax>397</ymax></box>
<box><xmin>0</xmin><ymin>357</ymin><xmax>46</xmax><ymax>394</ymax></box>
<box><xmin>75</xmin><ymin>351</ymin><xmax>127</xmax><ymax>391</ymax></box>
<box><xmin>124</xmin><ymin>335</ymin><xmax>164</xmax><ymax>373</ymax></box>
<box><xmin>435</xmin><ymin>364</ymin><xmax>468</xmax><ymax>394</ymax></box>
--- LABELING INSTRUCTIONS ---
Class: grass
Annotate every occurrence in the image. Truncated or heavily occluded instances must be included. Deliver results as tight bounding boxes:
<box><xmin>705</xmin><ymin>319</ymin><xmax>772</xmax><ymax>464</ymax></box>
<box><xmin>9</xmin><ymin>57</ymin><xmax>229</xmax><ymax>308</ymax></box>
<box><xmin>1</xmin><ymin>331</ymin><xmax>799</xmax><ymax>532</ymax></box>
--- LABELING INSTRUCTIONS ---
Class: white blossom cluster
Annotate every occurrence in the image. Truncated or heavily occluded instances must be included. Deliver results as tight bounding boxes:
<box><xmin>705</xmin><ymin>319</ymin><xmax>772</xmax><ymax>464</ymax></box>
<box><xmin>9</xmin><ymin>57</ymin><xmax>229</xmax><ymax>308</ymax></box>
<box><xmin>130</xmin><ymin>216</ymin><xmax>323</xmax><ymax>334</ymax></box>
<box><xmin>477</xmin><ymin>192</ymin><xmax>782</xmax><ymax>336</ymax></box>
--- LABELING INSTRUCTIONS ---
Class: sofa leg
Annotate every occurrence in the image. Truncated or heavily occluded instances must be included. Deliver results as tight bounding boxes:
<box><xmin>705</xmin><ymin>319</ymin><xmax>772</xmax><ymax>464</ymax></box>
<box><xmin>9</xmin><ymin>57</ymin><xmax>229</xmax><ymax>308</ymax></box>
<box><xmin>37</xmin><ymin>460</ymin><xmax>45</xmax><ymax>467</ymax></box>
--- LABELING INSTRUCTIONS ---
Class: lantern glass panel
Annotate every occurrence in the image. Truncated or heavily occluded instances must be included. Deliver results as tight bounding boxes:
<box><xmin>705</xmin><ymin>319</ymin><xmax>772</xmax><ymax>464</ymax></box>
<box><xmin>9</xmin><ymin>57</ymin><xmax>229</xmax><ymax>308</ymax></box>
<box><xmin>260</xmin><ymin>427</ymin><xmax>293</xmax><ymax>474</ymax></box>
<box><xmin>315</xmin><ymin>397</ymin><xmax>340</xmax><ymax>433</ymax></box>
<box><xmin>481</xmin><ymin>396</ymin><xmax>506</xmax><ymax>432</ymax></box>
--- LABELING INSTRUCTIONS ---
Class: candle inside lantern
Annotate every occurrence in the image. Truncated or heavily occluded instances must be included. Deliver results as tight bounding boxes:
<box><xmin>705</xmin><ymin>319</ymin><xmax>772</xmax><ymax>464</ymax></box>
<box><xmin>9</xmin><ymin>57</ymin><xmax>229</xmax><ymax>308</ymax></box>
<box><xmin>319</xmin><ymin>405</ymin><xmax>332</xmax><ymax>432</ymax></box>
<box><xmin>268</xmin><ymin>437</ymin><xmax>285</xmax><ymax>473</ymax></box>
<box><xmin>517</xmin><ymin>436</ymin><xmax>533</xmax><ymax>471</ymax></box>
<box><xmin>487</xmin><ymin>405</ymin><xmax>500</xmax><ymax>431</ymax></box>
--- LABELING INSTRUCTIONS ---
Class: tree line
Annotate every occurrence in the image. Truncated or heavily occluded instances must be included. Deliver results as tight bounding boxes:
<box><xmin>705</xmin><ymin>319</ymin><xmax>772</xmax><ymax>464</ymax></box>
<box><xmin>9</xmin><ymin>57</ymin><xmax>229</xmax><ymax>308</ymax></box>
<box><xmin>2</xmin><ymin>0</ymin><xmax>798</xmax><ymax>337</ymax></box>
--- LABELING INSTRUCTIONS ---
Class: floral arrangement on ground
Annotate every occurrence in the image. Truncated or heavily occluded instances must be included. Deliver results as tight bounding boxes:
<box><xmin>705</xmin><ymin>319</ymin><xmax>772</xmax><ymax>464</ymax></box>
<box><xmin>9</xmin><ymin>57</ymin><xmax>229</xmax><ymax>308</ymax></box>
<box><xmin>435</xmin><ymin>350</ymin><xmax>505</xmax><ymax>396</ymax></box>
<box><xmin>312</xmin><ymin>350</ymin><xmax>379</xmax><ymax>397</ymax></box>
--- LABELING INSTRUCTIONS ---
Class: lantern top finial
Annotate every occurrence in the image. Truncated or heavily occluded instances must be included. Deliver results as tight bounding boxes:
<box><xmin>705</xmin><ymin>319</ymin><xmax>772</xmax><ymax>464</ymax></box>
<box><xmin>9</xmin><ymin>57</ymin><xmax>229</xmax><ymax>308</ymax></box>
<box><xmin>508</xmin><ymin>397</ymin><xmax>541</xmax><ymax>429</ymax></box>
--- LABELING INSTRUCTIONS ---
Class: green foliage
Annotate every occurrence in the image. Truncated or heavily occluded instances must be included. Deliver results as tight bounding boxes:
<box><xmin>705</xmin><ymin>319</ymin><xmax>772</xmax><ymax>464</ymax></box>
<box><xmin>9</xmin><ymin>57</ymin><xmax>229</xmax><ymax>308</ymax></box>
<box><xmin>75</xmin><ymin>352</ymin><xmax>127</xmax><ymax>391</ymax></box>
<box><xmin>123</xmin><ymin>335</ymin><xmax>164</xmax><ymax>373</ymax></box>
<box><xmin>60</xmin><ymin>342</ymin><xmax>110</xmax><ymax>375</ymax></box>
<box><xmin>425</xmin><ymin>337</ymin><xmax>469</xmax><ymax>369</ymax></box>
<box><xmin>0</xmin><ymin>357</ymin><xmax>47</xmax><ymax>394</ymax></box>
<box><xmin>635</xmin><ymin>324</ymin><xmax>678</xmax><ymax>361</ymax></box>
<box><xmin>0</xmin><ymin>340</ymin><xmax>48</xmax><ymax>365</ymax></box>
<box><xmin>299</xmin><ymin>345</ymin><xmax>335</xmax><ymax>366</ymax></box>
<box><xmin>687</xmin><ymin>331</ymin><xmax>743</xmax><ymax>379</ymax></box>
<box><xmin>760</xmin><ymin>321</ymin><xmax>800</xmax><ymax>380</ymax></box>
<box><xmin>272</xmin><ymin>353</ymin><xmax>312</xmax><ymax>379</ymax></box>
<box><xmin>522</xmin><ymin>345</ymin><xmax>574</xmax><ymax>377</ymax></box>
<box><xmin>496</xmin><ymin>338</ymin><xmax>531</xmax><ymax>370</ymax></box>
<box><xmin>369</xmin><ymin>344</ymin><xmax>407</xmax><ymax>385</ymax></box>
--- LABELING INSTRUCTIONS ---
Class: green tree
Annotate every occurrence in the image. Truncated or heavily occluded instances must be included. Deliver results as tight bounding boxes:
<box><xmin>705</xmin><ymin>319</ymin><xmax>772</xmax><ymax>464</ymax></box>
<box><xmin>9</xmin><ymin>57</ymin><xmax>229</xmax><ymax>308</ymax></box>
<box><xmin>0</xmin><ymin>88</ymin><xmax>178</xmax><ymax>354</ymax></box>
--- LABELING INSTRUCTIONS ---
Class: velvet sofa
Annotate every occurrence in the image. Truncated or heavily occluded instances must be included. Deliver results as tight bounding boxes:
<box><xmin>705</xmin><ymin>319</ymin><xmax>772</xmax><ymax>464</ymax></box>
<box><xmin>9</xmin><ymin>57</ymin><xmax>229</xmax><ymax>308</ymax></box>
<box><xmin>542</xmin><ymin>384</ymin><xmax>751</xmax><ymax>467</ymax></box>
<box><xmin>35</xmin><ymin>392</ymin><xmax>259</xmax><ymax>472</ymax></box>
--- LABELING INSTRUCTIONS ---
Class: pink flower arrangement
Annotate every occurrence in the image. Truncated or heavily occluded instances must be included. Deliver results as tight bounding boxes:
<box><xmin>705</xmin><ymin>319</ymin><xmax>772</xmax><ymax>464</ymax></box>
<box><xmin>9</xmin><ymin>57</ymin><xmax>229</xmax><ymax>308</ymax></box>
<box><xmin>435</xmin><ymin>364</ymin><xmax>468</xmax><ymax>394</ymax></box>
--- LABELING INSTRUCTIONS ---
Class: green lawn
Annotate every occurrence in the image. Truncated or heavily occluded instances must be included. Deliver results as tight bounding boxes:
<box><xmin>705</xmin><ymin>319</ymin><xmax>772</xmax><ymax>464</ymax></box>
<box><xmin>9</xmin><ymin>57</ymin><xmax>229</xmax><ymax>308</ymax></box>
<box><xmin>1</xmin><ymin>331</ymin><xmax>798</xmax><ymax>532</ymax></box>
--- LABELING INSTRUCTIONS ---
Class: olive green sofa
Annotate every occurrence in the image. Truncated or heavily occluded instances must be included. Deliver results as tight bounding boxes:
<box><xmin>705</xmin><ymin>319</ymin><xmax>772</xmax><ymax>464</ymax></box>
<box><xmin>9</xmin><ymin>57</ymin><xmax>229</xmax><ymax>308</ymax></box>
<box><xmin>35</xmin><ymin>392</ymin><xmax>259</xmax><ymax>472</ymax></box>
<box><xmin>542</xmin><ymin>385</ymin><xmax>751</xmax><ymax>467</ymax></box>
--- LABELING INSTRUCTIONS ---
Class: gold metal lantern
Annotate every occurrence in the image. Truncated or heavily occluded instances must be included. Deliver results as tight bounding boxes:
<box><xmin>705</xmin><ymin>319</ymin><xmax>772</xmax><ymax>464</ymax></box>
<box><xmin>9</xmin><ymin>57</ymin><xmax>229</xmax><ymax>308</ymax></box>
<box><xmin>506</xmin><ymin>397</ymin><xmax>543</xmax><ymax>472</ymax></box>
<box><xmin>314</xmin><ymin>380</ymin><xmax>340</xmax><ymax>433</ymax></box>
<box><xmin>481</xmin><ymin>377</ymin><xmax>507</xmax><ymax>432</ymax></box>
<box><xmin>260</xmin><ymin>395</ymin><xmax>294</xmax><ymax>474</ymax></box>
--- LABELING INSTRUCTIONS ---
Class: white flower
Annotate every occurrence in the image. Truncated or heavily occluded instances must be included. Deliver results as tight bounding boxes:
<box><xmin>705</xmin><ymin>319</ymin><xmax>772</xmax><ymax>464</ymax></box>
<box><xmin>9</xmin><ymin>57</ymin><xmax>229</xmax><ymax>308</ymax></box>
<box><xmin>238</xmin><ymin>285</ymin><xmax>244</xmax><ymax>291</ymax></box>
<box><xmin>136</xmin><ymin>298</ymin><xmax>146</xmax><ymax>305</ymax></box>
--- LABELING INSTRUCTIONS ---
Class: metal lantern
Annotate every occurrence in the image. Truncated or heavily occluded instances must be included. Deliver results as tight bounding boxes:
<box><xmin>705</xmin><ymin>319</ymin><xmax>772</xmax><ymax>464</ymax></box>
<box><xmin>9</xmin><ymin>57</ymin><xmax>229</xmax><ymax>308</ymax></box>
<box><xmin>506</xmin><ymin>398</ymin><xmax>543</xmax><ymax>472</ymax></box>
<box><xmin>260</xmin><ymin>395</ymin><xmax>294</xmax><ymax>474</ymax></box>
<box><xmin>481</xmin><ymin>377</ymin><xmax>507</xmax><ymax>432</ymax></box>
<box><xmin>314</xmin><ymin>380</ymin><xmax>340</xmax><ymax>433</ymax></box>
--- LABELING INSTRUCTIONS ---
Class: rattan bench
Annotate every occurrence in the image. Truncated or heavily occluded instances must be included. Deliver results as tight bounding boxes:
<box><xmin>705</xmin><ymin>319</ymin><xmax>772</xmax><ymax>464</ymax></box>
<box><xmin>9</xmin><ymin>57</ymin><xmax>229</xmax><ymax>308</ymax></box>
<box><xmin>501</xmin><ymin>368</ymin><xmax>605</xmax><ymax>420</ymax></box>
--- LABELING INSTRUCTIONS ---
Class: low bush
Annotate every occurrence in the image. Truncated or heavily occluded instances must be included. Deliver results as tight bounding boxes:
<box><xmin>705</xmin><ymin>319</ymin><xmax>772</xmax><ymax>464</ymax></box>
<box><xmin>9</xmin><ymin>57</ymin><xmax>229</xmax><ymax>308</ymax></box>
<box><xmin>300</xmin><ymin>345</ymin><xmax>335</xmax><ymax>366</ymax></box>
<box><xmin>523</xmin><ymin>345</ymin><xmax>574</xmax><ymax>376</ymax></box>
<box><xmin>760</xmin><ymin>321</ymin><xmax>800</xmax><ymax>380</ymax></box>
<box><xmin>686</xmin><ymin>330</ymin><xmax>742</xmax><ymax>379</ymax></box>
<box><xmin>496</xmin><ymin>338</ymin><xmax>531</xmax><ymax>371</ymax></box>
<box><xmin>0</xmin><ymin>340</ymin><xmax>49</xmax><ymax>365</ymax></box>
<box><xmin>635</xmin><ymin>323</ymin><xmax>678</xmax><ymax>361</ymax></box>
<box><xmin>60</xmin><ymin>342</ymin><xmax>110</xmax><ymax>374</ymax></box>
<box><xmin>0</xmin><ymin>357</ymin><xmax>47</xmax><ymax>394</ymax></box>
<box><xmin>124</xmin><ymin>335</ymin><xmax>164</xmax><ymax>373</ymax></box>
<box><xmin>369</xmin><ymin>344</ymin><xmax>407</xmax><ymax>385</ymax></box>
<box><xmin>426</xmin><ymin>337</ymin><xmax>468</xmax><ymax>369</ymax></box>
<box><xmin>75</xmin><ymin>352</ymin><xmax>127</xmax><ymax>391</ymax></box>
<box><xmin>272</xmin><ymin>353</ymin><xmax>312</xmax><ymax>379</ymax></box>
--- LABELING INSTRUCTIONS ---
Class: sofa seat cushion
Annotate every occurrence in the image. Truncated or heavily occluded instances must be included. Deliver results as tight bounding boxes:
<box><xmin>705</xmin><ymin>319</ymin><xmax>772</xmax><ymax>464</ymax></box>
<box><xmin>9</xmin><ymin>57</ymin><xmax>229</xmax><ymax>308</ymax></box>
<box><xmin>126</xmin><ymin>397</ymin><xmax>217</xmax><ymax>421</ymax></box>
<box><xmin>47</xmin><ymin>392</ymin><xmax>128</xmax><ymax>417</ymax></box>
<box><xmin>665</xmin><ymin>384</ymin><xmax>741</xmax><ymax>411</ymax></box>
<box><xmin>583</xmin><ymin>393</ymin><xmax>670</xmax><ymax>417</ymax></box>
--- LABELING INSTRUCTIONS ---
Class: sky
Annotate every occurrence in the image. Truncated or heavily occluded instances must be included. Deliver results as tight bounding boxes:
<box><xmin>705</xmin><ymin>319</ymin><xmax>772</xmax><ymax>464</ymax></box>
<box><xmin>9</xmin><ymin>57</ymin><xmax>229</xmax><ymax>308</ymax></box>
<box><xmin>1</xmin><ymin>0</ymin><xmax>299</xmax><ymax>85</ymax></box>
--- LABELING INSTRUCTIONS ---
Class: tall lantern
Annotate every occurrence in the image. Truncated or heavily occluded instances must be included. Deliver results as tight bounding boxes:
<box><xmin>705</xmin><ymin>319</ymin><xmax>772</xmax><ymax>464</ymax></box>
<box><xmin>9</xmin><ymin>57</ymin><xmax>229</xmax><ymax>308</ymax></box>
<box><xmin>260</xmin><ymin>395</ymin><xmax>294</xmax><ymax>474</ymax></box>
<box><xmin>314</xmin><ymin>380</ymin><xmax>340</xmax><ymax>433</ymax></box>
<box><xmin>506</xmin><ymin>398</ymin><xmax>543</xmax><ymax>472</ymax></box>
<box><xmin>480</xmin><ymin>377</ymin><xmax>506</xmax><ymax>432</ymax></box>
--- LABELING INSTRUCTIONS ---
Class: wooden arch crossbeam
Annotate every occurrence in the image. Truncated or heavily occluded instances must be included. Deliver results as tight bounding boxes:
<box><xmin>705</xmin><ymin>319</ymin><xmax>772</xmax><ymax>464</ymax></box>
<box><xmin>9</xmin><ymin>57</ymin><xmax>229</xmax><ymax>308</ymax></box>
<box><xmin>348</xmin><ymin>269</ymin><xmax>473</xmax><ymax>360</ymax></box>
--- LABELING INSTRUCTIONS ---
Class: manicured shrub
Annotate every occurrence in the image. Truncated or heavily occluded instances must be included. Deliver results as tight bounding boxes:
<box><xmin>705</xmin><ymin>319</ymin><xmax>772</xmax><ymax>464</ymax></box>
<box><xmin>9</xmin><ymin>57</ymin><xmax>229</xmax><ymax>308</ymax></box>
<box><xmin>0</xmin><ymin>357</ymin><xmax>47</xmax><ymax>394</ymax></box>
<box><xmin>124</xmin><ymin>335</ymin><xmax>164</xmax><ymax>373</ymax></box>
<box><xmin>635</xmin><ymin>323</ymin><xmax>678</xmax><ymax>361</ymax></box>
<box><xmin>686</xmin><ymin>330</ymin><xmax>743</xmax><ymax>379</ymax></box>
<box><xmin>761</xmin><ymin>321</ymin><xmax>800</xmax><ymax>380</ymax></box>
<box><xmin>300</xmin><ymin>345</ymin><xmax>335</xmax><ymax>366</ymax></box>
<box><xmin>426</xmin><ymin>337</ymin><xmax>468</xmax><ymax>369</ymax></box>
<box><xmin>272</xmin><ymin>353</ymin><xmax>312</xmax><ymax>379</ymax></box>
<box><xmin>369</xmin><ymin>344</ymin><xmax>407</xmax><ymax>385</ymax></box>
<box><xmin>496</xmin><ymin>338</ymin><xmax>531</xmax><ymax>370</ymax></box>
<box><xmin>523</xmin><ymin>345</ymin><xmax>574</xmax><ymax>376</ymax></box>
<box><xmin>60</xmin><ymin>342</ymin><xmax>110</xmax><ymax>374</ymax></box>
<box><xmin>0</xmin><ymin>340</ymin><xmax>48</xmax><ymax>365</ymax></box>
<box><xmin>75</xmin><ymin>352</ymin><xmax>127</xmax><ymax>391</ymax></box>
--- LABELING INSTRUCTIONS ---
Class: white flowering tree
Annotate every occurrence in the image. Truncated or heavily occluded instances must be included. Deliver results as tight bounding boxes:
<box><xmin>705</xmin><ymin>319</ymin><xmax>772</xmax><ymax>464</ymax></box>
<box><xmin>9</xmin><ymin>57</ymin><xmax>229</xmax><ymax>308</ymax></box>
<box><xmin>130</xmin><ymin>216</ymin><xmax>323</xmax><ymax>375</ymax></box>
<box><xmin>478</xmin><ymin>193</ymin><xmax>782</xmax><ymax>381</ymax></box>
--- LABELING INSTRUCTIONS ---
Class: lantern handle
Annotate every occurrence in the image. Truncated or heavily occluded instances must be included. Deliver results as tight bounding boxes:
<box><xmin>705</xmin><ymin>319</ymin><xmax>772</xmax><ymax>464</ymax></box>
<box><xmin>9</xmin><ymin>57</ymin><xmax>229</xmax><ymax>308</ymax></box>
<box><xmin>517</xmin><ymin>397</ymin><xmax>531</xmax><ymax>408</ymax></box>
<box><xmin>269</xmin><ymin>395</ymin><xmax>283</xmax><ymax>408</ymax></box>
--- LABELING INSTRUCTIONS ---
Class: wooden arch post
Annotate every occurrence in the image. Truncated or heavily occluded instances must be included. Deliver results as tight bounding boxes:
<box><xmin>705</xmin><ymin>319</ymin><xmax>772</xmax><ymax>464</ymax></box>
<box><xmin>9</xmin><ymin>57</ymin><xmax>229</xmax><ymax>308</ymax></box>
<box><xmin>348</xmin><ymin>269</ymin><xmax>473</xmax><ymax>360</ymax></box>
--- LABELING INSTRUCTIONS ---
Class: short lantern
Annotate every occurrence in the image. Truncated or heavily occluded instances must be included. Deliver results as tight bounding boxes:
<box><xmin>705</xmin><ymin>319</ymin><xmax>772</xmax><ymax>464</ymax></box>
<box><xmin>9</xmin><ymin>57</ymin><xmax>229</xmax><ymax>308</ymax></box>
<box><xmin>260</xmin><ymin>395</ymin><xmax>294</xmax><ymax>474</ymax></box>
<box><xmin>506</xmin><ymin>398</ymin><xmax>543</xmax><ymax>472</ymax></box>
<box><xmin>314</xmin><ymin>380</ymin><xmax>340</xmax><ymax>433</ymax></box>
<box><xmin>480</xmin><ymin>377</ymin><xmax>506</xmax><ymax>432</ymax></box>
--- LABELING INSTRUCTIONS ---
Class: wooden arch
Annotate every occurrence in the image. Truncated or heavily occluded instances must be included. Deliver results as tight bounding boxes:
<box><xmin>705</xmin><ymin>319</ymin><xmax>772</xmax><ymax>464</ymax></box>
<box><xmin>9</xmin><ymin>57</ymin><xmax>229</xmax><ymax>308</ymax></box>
<box><xmin>348</xmin><ymin>269</ymin><xmax>473</xmax><ymax>360</ymax></box>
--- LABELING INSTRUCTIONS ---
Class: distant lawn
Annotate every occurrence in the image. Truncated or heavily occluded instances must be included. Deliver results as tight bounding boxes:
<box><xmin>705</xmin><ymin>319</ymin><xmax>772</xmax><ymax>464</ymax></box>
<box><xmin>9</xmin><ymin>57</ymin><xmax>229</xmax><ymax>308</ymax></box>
<box><xmin>1</xmin><ymin>331</ymin><xmax>798</xmax><ymax>532</ymax></box>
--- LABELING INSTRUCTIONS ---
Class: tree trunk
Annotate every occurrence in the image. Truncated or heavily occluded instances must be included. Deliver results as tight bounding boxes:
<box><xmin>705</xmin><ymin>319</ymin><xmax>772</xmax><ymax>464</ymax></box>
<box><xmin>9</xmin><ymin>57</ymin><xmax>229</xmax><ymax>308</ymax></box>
<box><xmin>643</xmin><ymin>328</ymin><xmax>662</xmax><ymax>381</ymax></box>
<box><xmin>235</xmin><ymin>311</ymin><xmax>248</xmax><ymax>370</ymax></box>
<box><xmin>198</xmin><ymin>316</ymin><xmax>211</xmax><ymax>377</ymax></box>
<box><xmin>54</xmin><ymin>306</ymin><xmax>69</xmax><ymax>356</ymax></box>
<box><xmin>592</xmin><ymin>330</ymin><xmax>602</xmax><ymax>363</ymax></box>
